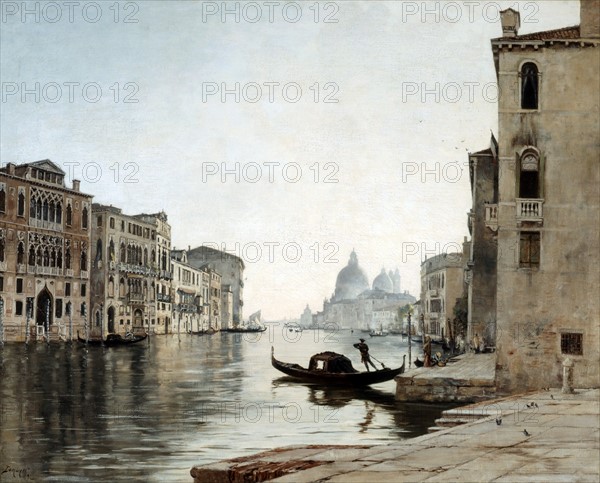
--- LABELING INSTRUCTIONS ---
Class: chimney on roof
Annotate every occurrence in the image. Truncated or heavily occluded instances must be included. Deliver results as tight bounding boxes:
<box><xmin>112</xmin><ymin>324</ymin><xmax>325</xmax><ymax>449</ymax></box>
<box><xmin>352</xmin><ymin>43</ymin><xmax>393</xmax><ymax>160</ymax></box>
<box><xmin>7</xmin><ymin>163</ymin><xmax>16</xmax><ymax>175</ymax></box>
<box><xmin>500</xmin><ymin>8</ymin><xmax>520</xmax><ymax>37</ymax></box>
<box><xmin>72</xmin><ymin>179</ymin><xmax>80</xmax><ymax>191</ymax></box>
<box><xmin>581</xmin><ymin>0</ymin><xmax>600</xmax><ymax>38</ymax></box>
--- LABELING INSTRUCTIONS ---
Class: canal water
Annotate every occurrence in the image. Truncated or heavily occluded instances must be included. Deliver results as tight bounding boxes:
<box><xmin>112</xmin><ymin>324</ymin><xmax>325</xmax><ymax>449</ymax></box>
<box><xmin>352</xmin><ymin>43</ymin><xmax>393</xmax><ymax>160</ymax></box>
<box><xmin>0</xmin><ymin>328</ymin><xmax>452</xmax><ymax>482</ymax></box>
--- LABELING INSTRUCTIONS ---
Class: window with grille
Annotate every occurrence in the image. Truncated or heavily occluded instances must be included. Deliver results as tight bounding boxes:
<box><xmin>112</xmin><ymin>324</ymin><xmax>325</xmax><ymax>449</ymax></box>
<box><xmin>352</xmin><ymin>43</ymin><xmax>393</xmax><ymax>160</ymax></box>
<box><xmin>561</xmin><ymin>333</ymin><xmax>583</xmax><ymax>356</ymax></box>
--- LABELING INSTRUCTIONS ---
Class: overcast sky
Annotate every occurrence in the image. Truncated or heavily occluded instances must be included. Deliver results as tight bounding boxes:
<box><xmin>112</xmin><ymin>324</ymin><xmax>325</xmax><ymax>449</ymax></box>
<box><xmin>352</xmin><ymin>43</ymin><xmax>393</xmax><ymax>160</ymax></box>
<box><xmin>0</xmin><ymin>0</ymin><xmax>580</xmax><ymax>320</ymax></box>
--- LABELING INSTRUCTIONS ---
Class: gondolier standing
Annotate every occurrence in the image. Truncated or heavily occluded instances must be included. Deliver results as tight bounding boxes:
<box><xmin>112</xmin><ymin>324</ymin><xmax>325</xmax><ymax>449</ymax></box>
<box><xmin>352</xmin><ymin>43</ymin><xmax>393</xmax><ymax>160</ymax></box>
<box><xmin>354</xmin><ymin>338</ymin><xmax>378</xmax><ymax>372</ymax></box>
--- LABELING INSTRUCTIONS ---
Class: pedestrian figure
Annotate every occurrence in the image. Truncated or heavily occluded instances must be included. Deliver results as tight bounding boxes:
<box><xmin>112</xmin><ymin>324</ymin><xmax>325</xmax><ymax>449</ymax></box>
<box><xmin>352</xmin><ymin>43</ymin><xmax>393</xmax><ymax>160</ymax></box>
<box><xmin>353</xmin><ymin>338</ymin><xmax>378</xmax><ymax>372</ymax></box>
<box><xmin>423</xmin><ymin>336</ymin><xmax>433</xmax><ymax>367</ymax></box>
<box><xmin>472</xmin><ymin>333</ymin><xmax>481</xmax><ymax>353</ymax></box>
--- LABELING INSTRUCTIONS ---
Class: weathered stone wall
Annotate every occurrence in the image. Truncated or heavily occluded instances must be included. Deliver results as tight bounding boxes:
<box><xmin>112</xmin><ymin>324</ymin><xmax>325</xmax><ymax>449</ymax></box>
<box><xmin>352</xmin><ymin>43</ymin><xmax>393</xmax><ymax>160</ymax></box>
<box><xmin>468</xmin><ymin>151</ymin><xmax>498</xmax><ymax>345</ymax></box>
<box><xmin>495</xmin><ymin>42</ymin><xmax>600</xmax><ymax>392</ymax></box>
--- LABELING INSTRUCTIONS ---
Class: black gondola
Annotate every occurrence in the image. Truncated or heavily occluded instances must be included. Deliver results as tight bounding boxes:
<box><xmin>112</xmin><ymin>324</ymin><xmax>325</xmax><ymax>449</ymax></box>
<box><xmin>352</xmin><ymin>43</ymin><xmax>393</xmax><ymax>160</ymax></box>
<box><xmin>271</xmin><ymin>347</ymin><xmax>405</xmax><ymax>386</ymax></box>
<box><xmin>77</xmin><ymin>332</ymin><xmax>147</xmax><ymax>346</ymax></box>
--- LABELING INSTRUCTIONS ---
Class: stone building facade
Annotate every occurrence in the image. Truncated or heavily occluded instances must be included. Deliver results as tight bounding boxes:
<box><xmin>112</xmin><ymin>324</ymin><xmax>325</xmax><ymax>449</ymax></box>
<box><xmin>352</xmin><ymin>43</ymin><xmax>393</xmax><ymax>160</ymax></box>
<box><xmin>186</xmin><ymin>246</ymin><xmax>244</xmax><ymax>327</ymax></box>
<box><xmin>171</xmin><ymin>249</ymin><xmax>206</xmax><ymax>334</ymax></box>
<box><xmin>491</xmin><ymin>3</ymin><xmax>599</xmax><ymax>391</ymax></box>
<box><xmin>420</xmin><ymin>252</ymin><xmax>464</xmax><ymax>339</ymax></box>
<box><xmin>0</xmin><ymin>160</ymin><xmax>92</xmax><ymax>342</ymax></box>
<box><xmin>90</xmin><ymin>204</ymin><xmax>161</xmax><ymax>337</ymax></box>
<box><xmin>464</xmin><ymin>138</ymin><xmax>500</xmax><ymax>346</ymax></box>
<box><xmin>134</xmin><ymin>212</ymin><xmax>172</xmax><ymax>334</ymax></box>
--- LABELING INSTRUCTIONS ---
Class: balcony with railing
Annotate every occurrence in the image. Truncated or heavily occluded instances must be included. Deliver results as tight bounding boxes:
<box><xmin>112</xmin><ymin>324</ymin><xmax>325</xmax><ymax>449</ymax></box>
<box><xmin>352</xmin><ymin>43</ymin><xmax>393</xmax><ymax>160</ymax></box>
<box><xmin>80</xmin><ymin>270</ymin><xmax>89</xmax><ymax>279</ymax></box>
<box><xmin>159</xmin><ymin>270</ymin><xmax>173</xmax><ymax>280</ymax></box>
<box><xmin>127</xmin><ymin>293</ymin><xmax>145</xmax><ymax>303</ymax></box>
<box><xmin>65</xmin><ymin>268</ymin><xmax>74</xmax><ymax>277</ymax></box>
<box><xmin>118</xmin><ymin>263</ymin><xmax>157</xmax><ymax>277</ymax></box>
<box><xmin>484</xmin><ymin>203</ymin><xmax>498</xmax><ymax>231</ymax></box>
<box><xmin>28</xmin><ymin>218</ymin><xmax>63</xmax><ymax>232</ymax></box>
<box><xmin>26</xmin><ymin>265</ymin><xmax>62</xmax><ymax>276</ymax></box>
<box><xmin>157</xmin><ymin>293</ymin><xmax>172</xmax><ymax>303</ymax></box>
<box><xmin>516</xmin><ymin>199</ymin><xmax>544</xmax><ymax>224</ymax></box>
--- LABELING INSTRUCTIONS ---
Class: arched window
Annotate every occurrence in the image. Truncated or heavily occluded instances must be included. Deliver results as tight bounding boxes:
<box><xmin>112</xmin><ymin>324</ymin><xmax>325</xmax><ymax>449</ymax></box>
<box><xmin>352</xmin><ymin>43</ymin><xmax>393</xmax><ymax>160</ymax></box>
<box><xmin>65</xmin><ymin>247</ymin><xmax>71</xmax><ymax>269</ymax></box>
<box><xmin>36</xmin><ymin>199</ymin><xmax>42</xmax><ymax>219</ymax></box>
<box><xmin>0</xmin><ymin>186</ymin><xmax>5</xmax><ymax>212</ymax></box>
<box><xmin>66</xmin><ymin>204</ymin><xmax>72</xmax><ymax>226</ymax></box>
<box><xmin>17</xmin><ymin>242</ymin><xmax>25</xmax><ymax>265</ymax></box>
<box><xmin>120</xmin><ymin>242</ymin><xmax>126</xmax><ymax>263</ymax></box>
<box><xmin>521</xmin><ymin>62</ymin><xmax>539</xmax><ymax>110</ymax></box>
<box><xmin>57</xmin><ymin>249</ymin><xmax>62</xmax><ymax>268</ymax></box>
<box><xmin>50</xmin><ymin>248</ymin><xmax>56</xmax><ymax>267</ymax></box>
<box><xmin>144</xmin><ymin>247</ymin><xmax>148</xmax><ymax>266</ymax></box>
<box><xmin>95</xmin><ymin>239</ymin><xmax>102</xmax><ymax>265</ymax></box>
<box><xmin>0</xmin><ymin>237</ymin><xmax>4</xmax><ymax>262</ymax></box>
<box><xmin>56</xmin><ymin>202</ymin><xmax>62</xmax><ymax>224</ymax></box>
<box><xmin>42</xmin><ymin>200</ymin><xmax>49</xmax><ymax>221</ymax></box>
<box><xmin>108</xmin><ymin>276</ymin><xmax>115</xmax><ymax>297</ymax></box>
<box><xmin>49</xmin><ymin>201</ymin><xmax>55</xmax><ymax>222</ymax></box>
<box><xmin>17</xmin><ymin>192</ymin><xmax>25</xmax><ymax>216</ymax></box>
<box><xmin>43</xmin><ymin>248</ymin><xmax>50</xmax><ymax>267</ymax></box>
<box><xmin>28</xmin><ymin>246</ymin><xmax>35</xmax><ymax>266</ymax></box>
<box><xmin>119</xmin><ymin>277</ymin><xmax>125</xmax><ymax>297</ymax></box>
<box><xmin>30</xmin><ymin>196</ymin><xmax>37</xmax><ymax>218</ymax></box>
<box><xmin>82</xmin><ymin>206</ymin><xmax>89</xmax><ymax>229</ymax></box>
<box><xmin>108</xmin><ymin>239</ymin><xmax>115</xmax><ymax>261</ymax></box>
<box><xmin>519</xmin><ymin>149</ymin><xmax>541</xmax><ymax>198</ymax></box>
<box><xmin>80</xmin><ymin>250</ymin><xmax>87</xmax><ymax>271</ymax></box>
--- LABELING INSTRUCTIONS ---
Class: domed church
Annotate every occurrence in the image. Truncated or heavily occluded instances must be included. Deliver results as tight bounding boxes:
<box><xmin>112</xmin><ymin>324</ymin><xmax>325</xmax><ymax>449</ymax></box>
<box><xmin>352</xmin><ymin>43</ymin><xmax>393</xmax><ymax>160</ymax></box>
<box><xmin>306</xmin><ymin>250</ymin><xmax>416</xmax><ymax>331</ymax></box>
<box><xmin>333</xmin><ymin>250</ymin><xmax>370</xmax><ymax>301</ymax></box>
<box><xmin>372</xmin><ymin>268</ymin><xmax>394</xmax><ymax>292</ymax></box>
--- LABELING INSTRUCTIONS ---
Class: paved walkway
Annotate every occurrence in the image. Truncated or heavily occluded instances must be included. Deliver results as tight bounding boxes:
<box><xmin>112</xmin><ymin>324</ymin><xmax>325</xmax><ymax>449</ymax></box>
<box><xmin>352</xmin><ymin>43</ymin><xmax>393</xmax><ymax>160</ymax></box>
<box><xmin>190</xmin><ymin>388</ymin><xmax>600</xmax><ymax>482</ymax></box>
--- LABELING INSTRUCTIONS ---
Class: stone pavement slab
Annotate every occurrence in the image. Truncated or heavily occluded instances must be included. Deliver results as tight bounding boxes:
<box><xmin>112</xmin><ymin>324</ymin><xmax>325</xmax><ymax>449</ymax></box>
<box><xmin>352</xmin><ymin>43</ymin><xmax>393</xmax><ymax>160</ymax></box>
<box><xmin>190</xmin><ymin>389</ymin><xmax>600</xmax><ymax>483</ymax></box>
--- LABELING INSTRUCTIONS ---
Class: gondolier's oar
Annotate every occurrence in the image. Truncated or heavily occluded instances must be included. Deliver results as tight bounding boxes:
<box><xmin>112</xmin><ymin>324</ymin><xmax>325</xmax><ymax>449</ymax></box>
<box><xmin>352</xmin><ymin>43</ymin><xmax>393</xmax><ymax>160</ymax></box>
<box><xmin>369</xmin><ymin>354</ymin><xmax>387</xmax><ymax>369</ymax></box>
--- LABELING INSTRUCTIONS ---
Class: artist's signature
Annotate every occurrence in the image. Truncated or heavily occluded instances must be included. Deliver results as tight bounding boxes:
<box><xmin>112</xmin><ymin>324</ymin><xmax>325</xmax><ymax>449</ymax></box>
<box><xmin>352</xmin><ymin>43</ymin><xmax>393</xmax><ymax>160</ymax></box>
<box><xmin>0</xmin><ymin>465</ymin><xmax>32</xmax><ymax>480</ymax></box>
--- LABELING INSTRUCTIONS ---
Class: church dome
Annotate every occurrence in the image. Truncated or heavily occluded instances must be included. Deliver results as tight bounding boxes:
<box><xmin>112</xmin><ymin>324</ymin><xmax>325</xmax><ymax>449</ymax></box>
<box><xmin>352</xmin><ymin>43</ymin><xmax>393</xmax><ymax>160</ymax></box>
<box><xmin>373</xmin><ymin>268</ymin><xmax>393</xmax><ymax>292</ymax></box>
<box><xmin>334</xmin><ymin>250</ymin><xmax>370</xmax><ymax>302</ymax></box>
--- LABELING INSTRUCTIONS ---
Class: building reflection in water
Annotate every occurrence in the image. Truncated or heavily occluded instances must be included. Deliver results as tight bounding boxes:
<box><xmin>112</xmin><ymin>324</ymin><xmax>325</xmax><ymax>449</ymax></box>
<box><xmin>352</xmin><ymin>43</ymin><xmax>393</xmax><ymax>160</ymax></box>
<box><xmin>0</xmin><ymin>334</ymin><xmax>451</xmax><ymax>481</ymax></box>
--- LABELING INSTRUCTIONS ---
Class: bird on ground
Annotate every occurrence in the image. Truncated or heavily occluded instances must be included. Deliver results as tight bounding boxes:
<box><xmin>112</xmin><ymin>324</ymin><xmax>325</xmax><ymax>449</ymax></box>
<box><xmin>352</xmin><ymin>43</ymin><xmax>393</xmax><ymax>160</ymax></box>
<box><xmin>496</xmin><ymin>417</ymin><xmax>502</xmax><ymax>425</ymax></box>
<box><xmin>550</xmin><ymin>394</ymin><xmax>554</xmax><ymax>400</ymax></box>
<box><xmin>523</xmin><ymin>429</ymin><xmax>530</xmax><ymax>436</ymax></box>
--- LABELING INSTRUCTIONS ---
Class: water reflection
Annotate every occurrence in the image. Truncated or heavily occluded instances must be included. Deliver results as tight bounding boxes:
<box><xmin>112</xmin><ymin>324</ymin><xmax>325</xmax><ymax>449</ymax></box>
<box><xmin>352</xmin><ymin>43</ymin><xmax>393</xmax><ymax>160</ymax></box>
<box><xmin>1</xmin><ymin>332</ymin><xmax>453</xmax><ymax>481</ymax></box>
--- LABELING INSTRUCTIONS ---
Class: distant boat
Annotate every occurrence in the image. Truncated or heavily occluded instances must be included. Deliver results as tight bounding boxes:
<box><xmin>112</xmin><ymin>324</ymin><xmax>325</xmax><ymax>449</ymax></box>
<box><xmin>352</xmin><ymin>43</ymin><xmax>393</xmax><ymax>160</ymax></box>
<box><xmin>369</xmin><ymin>324</ymin><xmax>388</xmax><ymax>337</ymax></box>
<box><xmin>222</xmin><ymin>310</ymin><xmax>266</xmax><ymax>333</ymax></box>
<box><xmin>190</xmin><ymin>328</ymin><xmax>217</xmax><ymax>335</ymax></box>
<box><xmin>222</xmin><ymin>326</ymin><xmax>266</xmax><ymax>333</ymax></box>
<box><xmin>271</xmin><ymin>347</ymin><xmax>406</xmax><ymax>386</ymax></box>
<box><xmin>77</xmin><ymin>332</ymin><xmax>147</xmax><ymax>346</ymax></box>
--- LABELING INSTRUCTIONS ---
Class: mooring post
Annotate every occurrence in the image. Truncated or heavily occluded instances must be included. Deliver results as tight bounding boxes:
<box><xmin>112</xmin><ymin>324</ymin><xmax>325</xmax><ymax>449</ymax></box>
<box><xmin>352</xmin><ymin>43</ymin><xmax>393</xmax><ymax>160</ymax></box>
<box><xmin>562</xmin><ymin>357</ymin><xmax>574</xmax><ymax>394</ymax></box>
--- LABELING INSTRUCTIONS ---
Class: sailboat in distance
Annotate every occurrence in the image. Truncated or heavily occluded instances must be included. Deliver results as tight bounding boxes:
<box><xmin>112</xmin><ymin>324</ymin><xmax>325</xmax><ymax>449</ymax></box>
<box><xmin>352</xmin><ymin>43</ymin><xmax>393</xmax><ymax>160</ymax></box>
<box><xmin>222</xmin><ymin>310</ymin><xmax>267</xmax><ymax>333</ymax></box>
